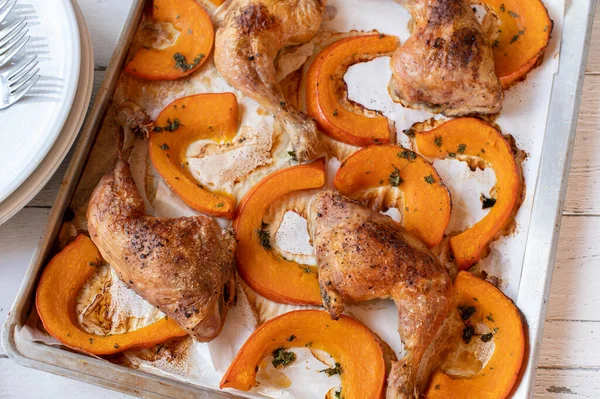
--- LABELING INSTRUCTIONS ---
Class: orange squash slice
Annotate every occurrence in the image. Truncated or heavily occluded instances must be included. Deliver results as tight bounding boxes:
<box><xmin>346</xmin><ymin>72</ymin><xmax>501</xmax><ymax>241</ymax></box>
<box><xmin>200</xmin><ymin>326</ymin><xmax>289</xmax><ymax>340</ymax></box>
<box><xmin>234</xmin><ymin>160</ymin><xmax>326</xmax><ymax>305</ymax></box>
<box><xmin>334</xmin><ymin>144</ymin><xmax>451</xmax><ymax>248</ymax></box>
<box><xmin>306</xmin><ymin>34</ymin><xmax>399</xmax><ymax>146</ymax></box>
<box><xmin>425</xmin><ymin>271</ymin><xmax>525</xmax><ymax>399</ymax></box>
<box><xmin>36</xmin><ymin>235</ymin><xmax>187</xmax><ymax>356</ymax></box>
<box><xmin>125</xmin><ymin>0</ymin><xmax>214</xmax><ymax>80</ymax></box>
<box><xmin>480</xmin><ymin>0</ymin><xmax>553</xmax><ymax>88</ymax></box>
<box><xmin>149</xmin><ymin>93</ymin><xmax>238</xmax><ymax>218</ymax></box>
<box><xmin>413</xmin><ymin>118</ymin><xmax>522</xmax><ymax>269</ymax></box>
<box><xmin>221</xmin><ymin>309</ymin><xmax>386</xmax><ymax>399</ymax></box>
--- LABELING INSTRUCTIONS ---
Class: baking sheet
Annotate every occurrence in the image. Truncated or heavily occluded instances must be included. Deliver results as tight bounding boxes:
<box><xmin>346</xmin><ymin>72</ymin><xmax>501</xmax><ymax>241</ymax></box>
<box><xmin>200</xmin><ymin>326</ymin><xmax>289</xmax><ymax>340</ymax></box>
<box><xmin>4</xmin><ymin>0</ymin><xmax>589</xmax><ymax>398</ymax></box>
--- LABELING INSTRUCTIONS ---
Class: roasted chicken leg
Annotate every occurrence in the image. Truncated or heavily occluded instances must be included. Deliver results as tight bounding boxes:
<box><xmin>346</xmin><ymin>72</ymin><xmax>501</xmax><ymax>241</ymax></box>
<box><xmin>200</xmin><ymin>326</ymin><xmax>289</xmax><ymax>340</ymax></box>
<box><xmin>389</xmin><ymin>0</ymin><xmax>503</xmax><ymax>116</ymax></box>
<box><xmin>87</xmin><ymin>160</ymin><xmax>236</xmax><ymax>341</ymax></box>
<box><xmin>311</xmin><ymin>191</ymin><xmax>453</xmax><ymax>398</ymax></box>
<box><xmin>214</xmin><ymin>0</ymin><xmax>325</xmax><ymax>162</ymax></box>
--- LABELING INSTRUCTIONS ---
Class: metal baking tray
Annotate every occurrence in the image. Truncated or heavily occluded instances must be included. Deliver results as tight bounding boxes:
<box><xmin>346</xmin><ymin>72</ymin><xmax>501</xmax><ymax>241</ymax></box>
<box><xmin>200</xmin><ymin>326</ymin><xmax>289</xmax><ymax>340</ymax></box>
<box><xmin>2</xmin><ymin>0</ymin><xmax>596</xmax><ymax>397</ymax></box>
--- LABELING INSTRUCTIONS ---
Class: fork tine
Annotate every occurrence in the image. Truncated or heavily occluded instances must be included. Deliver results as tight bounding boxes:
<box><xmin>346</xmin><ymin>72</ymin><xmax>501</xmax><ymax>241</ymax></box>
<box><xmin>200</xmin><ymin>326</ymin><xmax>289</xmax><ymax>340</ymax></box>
<box><xmin>0</xmin><ymin>19</ymin><xmax>26</xmax><ymax>48</ymax></box>
<box><xmin>0</xmin><ymin>0</ymin><xmax>17</xmax><ymax>24</ymax></box>
<box><xmin>10</xmin><ymin>68</ymin><xmax>39</xmax><ymax>93</ymax></box>
<box><xmin>9</xmin><ymin>55</ymin><xmax>37</xmax><ymax>82</ymax></box>
<box><xmin>0</xmin><ymin>34</ymin><xmax>28</xmax><ymax>66</ymax></box>
<box><xmin>3</xmin><ymin>73</ymin><xmax>38</xmax><ymax>108</ymax></box>
<box><xmin>0</xmin><ymin>17</ymin><xmax>25</xmax><ymax>43</ymax></box>
<box><xmin>0</xmin><ymin>26</ymin><xmax>26</xmax><ymax>53</ymax></box>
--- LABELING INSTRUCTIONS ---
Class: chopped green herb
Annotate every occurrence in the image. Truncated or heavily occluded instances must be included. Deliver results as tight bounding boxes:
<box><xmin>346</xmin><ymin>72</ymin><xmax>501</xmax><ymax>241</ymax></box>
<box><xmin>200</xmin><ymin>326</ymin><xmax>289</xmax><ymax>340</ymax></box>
<box><xmin>424</xmin><ymin>174</ymin><xmax>435</xmax><ymax>184</ymax></box>
<box><xmin>457</xmin><ymin>144</ymin><xmax>467</xmax><ymax>154</ymax></box>
<box><xmin>272</xmin><ymin>348</ymin><xmax>296</xmax><ymax>368</ymax></box>
<box><xmin>153</xmin><ymin>118</ymin><xmax>182</xmax><ymax>132</ymax></box>
<box><xmin>481</xmin><ymin>194</ymin><xmax>497</xmax><ymax>209</ymax></box>
<box><xmin>89</xmin><ymin>338</ymin><xmax>94</xmax><ymax>344</ymax></box>
<box><xmin>288</xmin><ymin>335</ymin><xmax>296</xmax><ymax>342</ymax></box>
<box><xmin>215</xmin><ymin>202</ymin><xmax>224</xmax><ymax>208</ymax></box>
<box><xmin>500</xmin><ymin>3</ymin><xmax>505</xmax><ymax>12</ymax></box>
<box><xmin>160</xmin><ymin>143</ymin><xmax>170</xmax><ymax>151</ymax></box>
<box><xmin>88</xmin><ymin>257</ymin><xmax>104</xmax><ymax>268</ymax></box>
<box><xmin>398</xmin><ymin>150</ymin><xmax>417</xmax><ymax>161</ymax></box>
<box><xmin>458</xmin><ymin>305</ymin><xmax>476</xmax><ymax>321</ymax></box>
<box><xmin>448</xmin><ymin>152</ymin><xmax>456</xmax><ymax>158</ymax></box>
<box><xmin>389</xmin><ymin>166</ymin><xmax>403</xmax><ymax>187</ymax></box>
<box><xmin>492</xmin><ymin>40</ymin><xmax>500</xmax><ymax>49</ymax></box>
<box><xmin>435</xmin><ymin>384</ymin><xmax>441</xmax><ymax>390</ymax></box>
<box><xmin>403</xmin><ymin>127</ymin><xmax>415</xmax><ymax>138</ymax></box>
<box><xmin>510</xmin><ymin>34</ymin><xmax>520</xmax><ymax>44</ymax></box>
<box><xmin>256</xmin><ymin>229</ymin><xmax>272</xmax><ymax>250</ymax></box>
<box><xmin>544</xmin><ymin>25</ymin><xmax>549</xmax><ymax>32</ymax></box>
<box><xmin>333</xmin><ymin>109</ymin><xmax>338</xmax><ymax>117</ymax></box>
<box><xmin>486</xmin><ymin>313</ymin><xmax>495</xmax><ymax>322</ymax></box>
<box><xmin>335</xmin><ymin>389</ymin><xmax>342</xmax><ymax>399</ymax></box>
<box><xmin>320</xmin><ymin>362</ymin><xmax>343</xmax><ymax>377</ymax></box>
<box><xmin>508</xmin><ymin>10</ymin><xmax>519</xmax><ymax>18</ymax></box>
<box><xmin>434</xmin><ymin>136</ymin><xmax>443</xmax><ymax>147</ymax></box>
<box><xmin>288</xmin><ymin>150</ymin><xmax>297</xmax><ymax>161</ymax></box>
<box><xmin>174</xmin><ymin>52</ymin><xmax>205</xmax><ymax>72</ymax></box>
<box><xmin>114</xmin><ymin>343</ymin><xmax>120</xmax><ymax>349</ymax></box>
<box><xmin>481</xmin><ymin>333</ymin><xmax>494</xmax><ymax>342</ymax></box>
<box><xmin>299</xmin><ymin>265</ymin><xmax>312</xmax><ymax>274</ymax></box>
<box><xmin>462</xmin><ymin>325</ymin><xmax>475</xmax><ymax>344</ymax></box>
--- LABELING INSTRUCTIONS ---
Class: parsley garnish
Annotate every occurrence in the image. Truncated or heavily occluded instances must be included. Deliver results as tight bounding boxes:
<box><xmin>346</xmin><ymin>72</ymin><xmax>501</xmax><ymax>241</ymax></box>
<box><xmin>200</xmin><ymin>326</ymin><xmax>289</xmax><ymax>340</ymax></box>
<box><xmin>389</xmin><ymin>166</ymin><xmax>403</xmax><ymax>186</ymax></box>
<box><xmin>256</xmin><ymin>229</ymin><xmax>272</xmax><ymax>250</ymax></box>
<box><xmin>500</xmin><ymin>3</ymin><xmax>505</xmax><ymax>12</ymax></box>
<box><xmin>424</xmin><ymin>174</ymin><xmax>435</xmax><ymax>184</ymax></box>
<box><xmin>288</xmin><ymin>151</ymin><xmax>297</xmax><ymax>161</ymax></box>
<box><xmin>287</xmin><ymin>335</ymin><xmax>296</xmax><ymax>342</ymax></box>
<box><xmin>457</xmin><ymin>144</ymin><xmax>467</xmax><ymax>154</ymax></box>
<box><xmin>272</xmin><ymin>348</ymin><xmax>296</xmax><ymax>368</ymax></box>
<box><xmin>434</xmin><ymin>136</ymin><xmax>443</xmax><ymax>147</ymax></box>
<box><xmin>403</xmin><ymin>128</ymin><xmax>415</xmax><ymax>138</ymax></box>
<box><xmin>320</xmin><ymin>362</ymin><xmax>343</xmax><ymax>377</ymax></box>
<box><xmin>160</xmin><ymin>143</ymin><xmax>170</xmax><ymax>150</ymax></box>
<box><xmin>174</xmin><ymin>52</ymin><xmax>205</xmax><ymax>72</ymax></box>
<box><xmin>448</xmin><ymin>152</ymin><xmax>456</xmax><ymax>158</ymax></box>
<box><xmin>215</xmin><ymin>202</ymin><xmax>224</xmax><ymax>208</ymax></box>
<box><xmin>508</xmin><ymin>10</ymin><xmax>519</xmax><ymax>18</ymax></box>
<box><xmin>88</xmin><ymin>257</ymin><xmax>104</xmax><ymax>268</ymax></box>
<box><xmin>153</xmin><ymin>118</ymin><xmax>182</xmax><ymax>132</ymax></box>
<box><xmin>398</xmin><ymin>150</ymin><xmax>417</xmax><ymax>161</ymax></box>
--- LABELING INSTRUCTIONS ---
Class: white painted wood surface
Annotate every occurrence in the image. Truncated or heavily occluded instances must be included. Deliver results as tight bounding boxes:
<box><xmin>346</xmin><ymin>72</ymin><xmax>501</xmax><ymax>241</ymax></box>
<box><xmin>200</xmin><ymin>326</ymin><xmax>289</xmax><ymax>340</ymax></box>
<box><xmin>0</xmin><ymin>0</ymin><xmax>599</xmax><ymax>398</ymax></box>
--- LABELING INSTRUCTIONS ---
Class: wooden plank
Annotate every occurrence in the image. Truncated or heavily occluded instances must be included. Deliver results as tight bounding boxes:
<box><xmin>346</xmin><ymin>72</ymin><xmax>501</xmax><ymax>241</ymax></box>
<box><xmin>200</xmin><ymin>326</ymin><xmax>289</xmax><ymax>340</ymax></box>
<box><xmin>546</xmin><ymin>216</ymin><xmax>600</xmax><ymax>321</ymax></box>
<box><xmin>538</xmin><ymin>320</ymin><xmax>600</xmax><ymax>368</ymax></box>
<box><xmin>0</xmin><ymin>208</ymin><xmax>50</xmax><ymax>354</ymax></box>
<box><xmin>534</xmin><ymin>368</ymin><xmax>600</xmax><ymax>398</ymax></box>
<box><xmin>0</xmin><ymin>358</ymin><xmax>133</xmax><ymax>398</ymax></box>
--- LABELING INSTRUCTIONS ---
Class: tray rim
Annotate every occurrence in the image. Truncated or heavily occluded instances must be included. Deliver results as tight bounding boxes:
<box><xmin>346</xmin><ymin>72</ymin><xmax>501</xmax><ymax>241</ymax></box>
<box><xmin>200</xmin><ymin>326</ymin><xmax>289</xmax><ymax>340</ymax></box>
<box><xmin>2</xmin><ymin>0</ymin><xmax>596</xmax><ymax>398</ymax></box>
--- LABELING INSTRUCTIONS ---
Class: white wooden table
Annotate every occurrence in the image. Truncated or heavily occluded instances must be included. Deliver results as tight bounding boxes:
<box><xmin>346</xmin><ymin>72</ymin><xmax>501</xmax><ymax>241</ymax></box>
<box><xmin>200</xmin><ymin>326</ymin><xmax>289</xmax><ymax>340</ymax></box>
<box><xmin>1</xmin><ymin>1</ymin><xmax>599</xmax><ymax>397</ymax></box>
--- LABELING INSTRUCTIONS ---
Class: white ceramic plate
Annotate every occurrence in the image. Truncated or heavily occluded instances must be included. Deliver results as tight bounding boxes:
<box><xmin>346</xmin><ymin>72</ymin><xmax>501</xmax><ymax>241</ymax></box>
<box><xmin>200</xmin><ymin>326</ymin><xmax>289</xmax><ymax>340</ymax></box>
<box><xmin>0</xmin><ymin>0</ymin><xmax>81</xmax><ymax>203</ymax></box>
<box><xmin>0</xmin><ymin>0</ymin><xmax>93</xmax><ymax>225</ymax></box>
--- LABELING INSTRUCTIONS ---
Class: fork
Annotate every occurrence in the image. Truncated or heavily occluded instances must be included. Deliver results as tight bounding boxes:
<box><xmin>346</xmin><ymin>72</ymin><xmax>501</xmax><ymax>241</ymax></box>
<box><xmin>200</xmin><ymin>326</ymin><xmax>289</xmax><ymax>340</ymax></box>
<box><xmin>0</xmin><ymin>0</ymin><xmax>17</xmax><ymax>24</ymax></box>
<box><xmin>0</xmin><ymin>55</ymin><xmax>39</xmax><ymax>109</ymax></box>
<box><xmin>0</xmin><ymin>16</ymin><xmax>28</xmax><ymax>67</ymax></box>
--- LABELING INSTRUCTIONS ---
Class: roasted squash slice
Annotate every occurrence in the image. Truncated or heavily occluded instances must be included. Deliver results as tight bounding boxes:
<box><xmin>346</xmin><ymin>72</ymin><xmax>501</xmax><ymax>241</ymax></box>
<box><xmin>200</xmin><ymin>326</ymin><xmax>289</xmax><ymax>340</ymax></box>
<box><xmin>334</xmin><ymin>144</ymin><xmax>451</xmax><ymax>248</ymax></box>
<box><xmin>36</xmin><ymin>235</ymin><xmax>186</xmax><ymax>356</ymax></box>
<box><xmin>306</xmin><ymin>34</ymin><xmax>399</xmax><ymax>146</ymax></box>
<box><xmin>479</xmin><ymin>0</ymin><xmax>553</xmax><ymax>88</ymax></box>
<box><xmin>425</xmin><ymin>271</ymin><xmax>525</xmax><ymax>399</ymax></box>
<box><xmin>125</xmin><ymin>0</ymin><xmax>214</xmax><ymax>80</ymax></box>
<box><xmin>234</xmin><ymin>160</ymin><xmax>326</xmax><ymax>305</ymax></box>
<box><xmin>413</xmin><ymin>118</ymin><xmax>522</xmax><ymax>269</ymax></box>
<box><xmin>220</xmin><ymin>309</ymin><xmax>386</xmax><ymax>399</ymax></box>
<box><xmin>149</xmin><ymin>93</ymin><xmax>238</xmax><ymax>218</ymax></box>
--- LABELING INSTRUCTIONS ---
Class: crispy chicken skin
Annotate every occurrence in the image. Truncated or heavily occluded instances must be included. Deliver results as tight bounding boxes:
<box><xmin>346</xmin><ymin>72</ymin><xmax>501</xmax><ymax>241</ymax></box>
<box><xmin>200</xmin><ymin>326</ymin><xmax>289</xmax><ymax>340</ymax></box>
<box><xmin>389</xmin><ymin>0</ymin><xmax>503</xmax><ymax>116</ymax></box>
<box><xmin>87</xmin><ymin>160</ymin><xmax>237</xmax><ymax>342</ymax></box>
<box><xmin>311</xmin><ymin>191</ymin><xmax>453</xmax><ymax>398</ymax></box>
<box><xmin>214</xmin><ymin>0</ymin><xmax>325</xmax><ymax>162</ymax></box>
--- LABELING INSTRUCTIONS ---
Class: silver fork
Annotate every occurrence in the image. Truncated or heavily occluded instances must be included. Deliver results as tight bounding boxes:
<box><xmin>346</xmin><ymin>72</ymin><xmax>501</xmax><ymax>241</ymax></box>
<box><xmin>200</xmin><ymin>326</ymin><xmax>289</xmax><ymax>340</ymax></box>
<box><xmin>0</xmin><ymin>55</ymin><xmax>39</xmax><ymax>109</ymax></box>
<box><xmin>0</xmin><ymin>0</ymin><xmax>17</xmax><ymax>24</ymax></box>
<box><xmin>0</xmin><ymin>17</ymin><xmax>28</xmax><ymax>67</ymax></box>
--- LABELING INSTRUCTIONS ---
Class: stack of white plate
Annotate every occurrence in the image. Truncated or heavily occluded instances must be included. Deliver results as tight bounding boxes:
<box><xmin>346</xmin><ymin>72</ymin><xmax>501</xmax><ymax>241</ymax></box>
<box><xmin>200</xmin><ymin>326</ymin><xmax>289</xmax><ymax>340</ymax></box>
<box><xmin>0</xmin><ymin>0</ymin><xmax>94</xmax><ymax>224</ymax></box>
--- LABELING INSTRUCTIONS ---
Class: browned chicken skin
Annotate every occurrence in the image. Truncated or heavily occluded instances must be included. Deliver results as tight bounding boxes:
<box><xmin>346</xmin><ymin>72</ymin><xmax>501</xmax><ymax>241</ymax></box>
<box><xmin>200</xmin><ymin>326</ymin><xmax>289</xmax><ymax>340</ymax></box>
<box><xmin>214</xmin><ymin>0</ymin><xmax>325</xmax><ymax>162</ymax></box>
<box><xmin>87</xmin><ymin>160</ymin><xmax>237</xmax><ymax>341</ymax></box>
<box><xmin>311</xmin><ymin>191</ymin><xmax>453</xmax><ymax>398</ymax></box>
<box><xmin>389</xmin><ymin>0</ymin><xmax>503</xmax><ymax>116</ymax></box>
